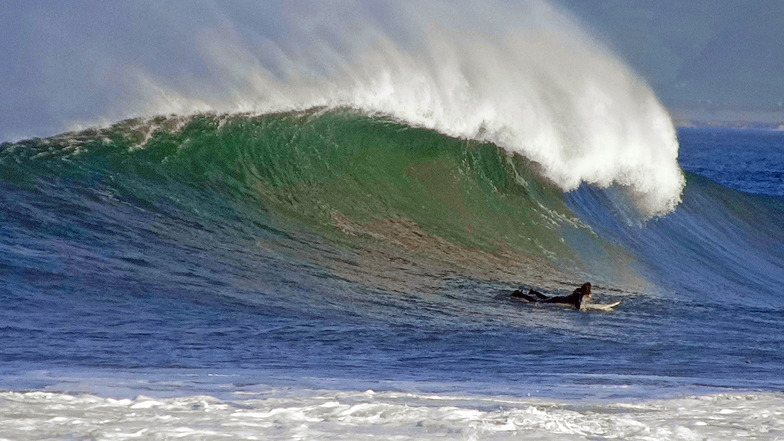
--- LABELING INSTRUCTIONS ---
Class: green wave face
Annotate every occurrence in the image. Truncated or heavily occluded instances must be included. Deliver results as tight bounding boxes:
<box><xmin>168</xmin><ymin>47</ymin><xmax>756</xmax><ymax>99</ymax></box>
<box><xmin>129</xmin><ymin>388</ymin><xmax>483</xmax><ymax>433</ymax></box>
<box><xmin>1</xmin><ymin>110</ymin><xmax>638</xmax><ymax>292</ymax></box>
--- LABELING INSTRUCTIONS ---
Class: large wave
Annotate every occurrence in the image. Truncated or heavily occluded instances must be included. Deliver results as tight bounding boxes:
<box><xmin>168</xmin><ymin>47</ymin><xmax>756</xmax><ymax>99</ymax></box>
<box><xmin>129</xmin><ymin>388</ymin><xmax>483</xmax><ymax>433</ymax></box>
<box><xmin>59</xmin><ymin>0</ymin><xmax>683</xmax><ymax>216</ymax></box>
<box><xmin>0</xmin><ymin>110</ymin><xmax>649</xmax><ymax>299</ymax></box>
<box><xmin>3</xmin><ymin>110</ymin><xmax>781</xmax><ymax>306</ymax></box>
<box><xmin>2</xmin><ymin>111</ymin><xmax>783</xmax><ymax>407</ymax></box>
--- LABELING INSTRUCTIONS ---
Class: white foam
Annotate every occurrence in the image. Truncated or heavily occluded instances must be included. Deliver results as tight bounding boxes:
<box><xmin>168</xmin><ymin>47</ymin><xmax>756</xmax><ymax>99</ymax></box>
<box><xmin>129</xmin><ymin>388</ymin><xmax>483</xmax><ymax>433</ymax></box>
<box><xmin>1</xmin><ymin>389</ymin><xmax>782</xmax><ymax>440</ymax></box>
<box><xmin>111</xmin><ymin>0</ymin><xmax>683</xmax><ymax>216</ymax></box>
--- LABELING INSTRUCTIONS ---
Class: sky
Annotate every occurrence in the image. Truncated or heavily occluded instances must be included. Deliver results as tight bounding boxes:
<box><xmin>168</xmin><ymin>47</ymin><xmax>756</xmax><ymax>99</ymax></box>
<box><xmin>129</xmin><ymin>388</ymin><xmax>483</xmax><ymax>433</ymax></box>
<box><xmin>1</xmin><ymin>0</ymin><xmax>782</xmax><ymax>141</ymax></box>
<box><xmin>556</xmin><ymin>0</ymin><xmax>784</xmax><ymax>120</ymax></box>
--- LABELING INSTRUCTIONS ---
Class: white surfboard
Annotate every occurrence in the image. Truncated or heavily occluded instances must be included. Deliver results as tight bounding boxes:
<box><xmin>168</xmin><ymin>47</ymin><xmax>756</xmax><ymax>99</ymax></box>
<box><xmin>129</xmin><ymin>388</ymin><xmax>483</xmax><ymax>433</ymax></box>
<box><xmin>581</xmin><ymin>300</ymin><xmax>621</xmax><ymax>312</ymax></box>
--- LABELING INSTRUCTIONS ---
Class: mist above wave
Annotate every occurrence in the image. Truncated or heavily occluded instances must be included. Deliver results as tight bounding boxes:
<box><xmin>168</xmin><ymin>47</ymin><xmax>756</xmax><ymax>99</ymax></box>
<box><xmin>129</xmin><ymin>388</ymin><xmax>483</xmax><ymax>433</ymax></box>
<box><xmin>83</xmin><ymin>0</ymin><xmax>686</xmax><ymax>216</ymax></box>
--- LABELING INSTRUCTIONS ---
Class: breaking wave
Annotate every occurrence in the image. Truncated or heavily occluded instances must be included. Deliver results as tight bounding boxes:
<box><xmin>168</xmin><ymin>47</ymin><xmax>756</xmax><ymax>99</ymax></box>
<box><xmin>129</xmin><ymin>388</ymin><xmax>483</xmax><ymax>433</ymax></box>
<box><xmin>65</xmin><ymin>0</ymin><xmax>683</xmax><ymax>216</ymax></box>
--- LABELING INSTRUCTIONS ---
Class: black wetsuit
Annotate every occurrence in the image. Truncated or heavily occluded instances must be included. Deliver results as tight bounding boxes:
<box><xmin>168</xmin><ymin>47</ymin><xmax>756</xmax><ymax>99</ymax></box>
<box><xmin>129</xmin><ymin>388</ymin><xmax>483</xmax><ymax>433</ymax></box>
<box><xmin>511</xmin><ymin>287</ymin><xmax>588</xmax><ymax>309</ymax></box>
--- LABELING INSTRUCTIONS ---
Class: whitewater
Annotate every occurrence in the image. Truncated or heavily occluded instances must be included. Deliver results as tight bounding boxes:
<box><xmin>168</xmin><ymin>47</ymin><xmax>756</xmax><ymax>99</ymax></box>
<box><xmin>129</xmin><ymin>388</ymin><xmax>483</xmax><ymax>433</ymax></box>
<box><xmin>1</xmin><ymin>1</ymin><xmax>783</xmax><ymax>440</ymax></box>
<box><xmin>2</xmin><ymin>388</ymin><xmax>783</xmax><ymax>440</ymax></box>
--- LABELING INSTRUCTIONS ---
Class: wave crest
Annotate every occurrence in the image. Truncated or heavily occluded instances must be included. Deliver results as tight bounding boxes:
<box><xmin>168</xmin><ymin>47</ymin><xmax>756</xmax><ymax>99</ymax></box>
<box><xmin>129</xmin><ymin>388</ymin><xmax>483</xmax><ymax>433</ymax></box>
<box><xmin>112</xmin><ymin>0</ymin><xmax>685</xmax><ymax>216</ymax></box>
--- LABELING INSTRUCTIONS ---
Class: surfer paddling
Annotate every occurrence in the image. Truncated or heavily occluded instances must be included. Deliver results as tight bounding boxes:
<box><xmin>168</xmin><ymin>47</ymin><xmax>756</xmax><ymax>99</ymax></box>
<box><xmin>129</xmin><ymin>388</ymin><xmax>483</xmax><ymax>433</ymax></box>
<box><xmin>512</xmin><ymin>282</ymin><xmax>592</xmax><ymax>309</ymax></box>
<box><xmin>512</xmin><ymin>283</ymin><xmax>621</xmax><ymax>311</ymax></box>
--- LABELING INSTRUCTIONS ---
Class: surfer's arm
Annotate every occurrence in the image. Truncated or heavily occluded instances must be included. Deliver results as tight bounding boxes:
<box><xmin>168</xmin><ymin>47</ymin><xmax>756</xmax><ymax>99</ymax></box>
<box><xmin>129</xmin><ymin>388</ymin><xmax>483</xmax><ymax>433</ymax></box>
<box><xmin>511</xmin><ymin>289</ymin><xmax>537</xmax><ymax>302</ymax></box>
<box><xmin>529</xmin><ymin>289</ymin><xmax>548</xmax><ymax>300</ymax></box>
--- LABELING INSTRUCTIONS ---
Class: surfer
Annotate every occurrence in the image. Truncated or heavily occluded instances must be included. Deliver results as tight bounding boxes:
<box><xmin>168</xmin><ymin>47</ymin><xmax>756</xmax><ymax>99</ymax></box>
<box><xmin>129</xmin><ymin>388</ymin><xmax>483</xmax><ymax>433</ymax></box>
<box><xmin>511</xmin><ymin>282</ymin><xmax>592</xmax><ymax>309</ymax></box>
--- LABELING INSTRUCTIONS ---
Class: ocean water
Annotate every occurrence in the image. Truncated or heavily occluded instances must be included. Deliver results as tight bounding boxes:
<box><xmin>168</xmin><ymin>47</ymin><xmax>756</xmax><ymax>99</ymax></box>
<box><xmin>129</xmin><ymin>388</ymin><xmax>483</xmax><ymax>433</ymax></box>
<box><xmin>4</xmin><ymin>2</ymin><xmax>783</xmax><ymax>439</ymax></box>
<box><xmin>0</xmin><ymin>112</ymin><xmax>782</xmax><ymax>440</ymax></box>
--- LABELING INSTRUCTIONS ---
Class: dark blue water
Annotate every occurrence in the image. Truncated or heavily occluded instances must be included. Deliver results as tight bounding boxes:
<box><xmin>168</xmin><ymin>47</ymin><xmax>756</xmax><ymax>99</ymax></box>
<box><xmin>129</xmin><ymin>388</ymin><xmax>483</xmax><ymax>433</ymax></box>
<box><xmin>1</xmin><ymin>128</ymin><xmax>783</xmax><ymax>400</ymax></box>
<box><xmin>678</xmin><ymin>128</ymin><xmax>784</xmax><ymax>197</ymax></box>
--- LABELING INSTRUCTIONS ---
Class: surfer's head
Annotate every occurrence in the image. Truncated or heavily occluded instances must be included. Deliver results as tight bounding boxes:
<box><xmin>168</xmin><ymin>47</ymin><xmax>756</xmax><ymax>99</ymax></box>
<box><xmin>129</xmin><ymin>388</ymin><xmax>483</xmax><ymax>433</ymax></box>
<box><xmin>581</xmin><ymin>282</ymin><xmax>592</xmax><ymax>298</ymax></box>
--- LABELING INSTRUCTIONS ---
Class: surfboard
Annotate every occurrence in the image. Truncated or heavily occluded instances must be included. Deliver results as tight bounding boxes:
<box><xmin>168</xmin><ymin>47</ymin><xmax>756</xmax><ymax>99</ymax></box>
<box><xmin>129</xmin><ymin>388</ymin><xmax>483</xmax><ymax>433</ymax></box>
<box><xmin>581</xmin><ymin>300</ymin><xmax>621</xmax><ymax>312</ymax></box>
